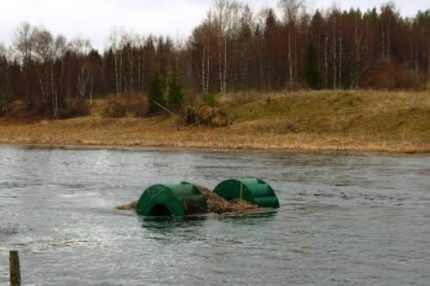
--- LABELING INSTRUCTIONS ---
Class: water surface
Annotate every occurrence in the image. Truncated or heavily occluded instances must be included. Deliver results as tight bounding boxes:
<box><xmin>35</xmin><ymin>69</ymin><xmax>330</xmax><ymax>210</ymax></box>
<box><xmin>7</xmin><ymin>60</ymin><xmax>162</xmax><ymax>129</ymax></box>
<box><xmin>0</xmin><ymin>146</ymin><xmax>429</xmax><ymax>285</ymax></box>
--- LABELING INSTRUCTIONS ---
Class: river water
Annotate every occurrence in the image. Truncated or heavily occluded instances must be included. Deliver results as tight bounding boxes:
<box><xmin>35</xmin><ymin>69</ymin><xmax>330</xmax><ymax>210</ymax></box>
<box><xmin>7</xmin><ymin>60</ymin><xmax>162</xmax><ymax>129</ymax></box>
<box><xmin>0</xmin><ymin>146</ymin><xmax>429</xmax><ymax>285</ymax></box>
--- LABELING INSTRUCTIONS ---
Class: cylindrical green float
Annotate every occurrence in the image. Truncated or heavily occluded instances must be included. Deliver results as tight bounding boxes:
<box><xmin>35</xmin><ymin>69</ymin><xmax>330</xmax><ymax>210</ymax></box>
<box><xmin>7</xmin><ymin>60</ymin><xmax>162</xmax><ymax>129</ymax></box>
<box><xmin>136</xmin><ymin>182</ymin><xmax>208</xmax><ymax>217</ymax></box>
<box><xmin>213</xmin><ymin>178</ymin><xmax>280</xmax><ymax>208</ymax></box>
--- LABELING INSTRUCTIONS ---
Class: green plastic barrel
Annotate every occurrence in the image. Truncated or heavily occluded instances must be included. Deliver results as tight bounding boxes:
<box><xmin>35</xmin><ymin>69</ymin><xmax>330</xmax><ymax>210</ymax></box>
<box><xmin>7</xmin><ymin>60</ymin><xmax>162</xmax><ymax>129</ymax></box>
<box><xmin>213</xmin><ymin>178</ymin><xmax>280</xmax><ymax>208</ymax></box>
<box><xmin>136</xmin><ymin>182</ymin><xmax>208</xmax><ymax>217</ymax></box>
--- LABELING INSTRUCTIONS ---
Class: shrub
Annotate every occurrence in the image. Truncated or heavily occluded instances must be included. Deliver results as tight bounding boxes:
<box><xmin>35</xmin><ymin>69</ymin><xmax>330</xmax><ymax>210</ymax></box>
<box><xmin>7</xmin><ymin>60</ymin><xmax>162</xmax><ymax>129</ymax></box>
<box><xmin>123</xmin><ymin>95</ymin><xmax>148</xmax><ymax>117</ymax></box>
<box><xmin>101</xmin><ymin>101</ymin><xmax>126</xmax><ymax>118</ymax></box>
<box><xmin>0</xmin><ymin>98</ymin><xmax>8</xmax><ymax>117</ymax></box>
<box><xmin>203</xmin><ymin>92</ymin><xmax>216</xmax><ymax>107</ymax></box>
<box><xmin>364</xmin><ymin>60</ymin><xmax>423</xmax><ymax>89</ymax></box>
<box><xmin>181</xmin><ymin>105</ymin><xmax>229</xmax><ymax>127</ymax></box>
<box><xmin>58</xmin><ymin>101</ymin><xmax>90</xmax><ymax>119</ymax></box>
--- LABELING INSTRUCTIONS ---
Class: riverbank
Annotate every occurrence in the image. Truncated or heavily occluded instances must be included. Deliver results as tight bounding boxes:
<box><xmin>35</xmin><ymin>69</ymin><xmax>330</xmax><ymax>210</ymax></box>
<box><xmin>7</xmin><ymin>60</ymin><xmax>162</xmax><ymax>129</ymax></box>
<box><xmin>0</xmin><ymin>90</ymin><xmax>429</xmax><ymax>153</ymax></box>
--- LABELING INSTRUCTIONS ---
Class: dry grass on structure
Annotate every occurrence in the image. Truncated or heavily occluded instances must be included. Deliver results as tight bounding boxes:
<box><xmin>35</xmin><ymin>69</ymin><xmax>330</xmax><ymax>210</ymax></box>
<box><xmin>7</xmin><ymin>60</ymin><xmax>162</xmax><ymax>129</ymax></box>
<box><xmin>116</xmin><ymin>201</ymin><xmax>137</xmax><ymax>211</ymax></box>
<box><xmin>197</xmin><ymin>186</ymin><xmax>259</xmax><ymax>214</ymax></box>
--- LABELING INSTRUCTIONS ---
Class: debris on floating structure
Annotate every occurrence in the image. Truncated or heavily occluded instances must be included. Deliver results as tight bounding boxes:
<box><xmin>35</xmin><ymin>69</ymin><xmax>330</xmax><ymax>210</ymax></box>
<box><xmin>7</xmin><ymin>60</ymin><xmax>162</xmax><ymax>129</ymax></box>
<box><xmin>116</xmin><ymin>187</ymin><xmax>259</xmax><ymax>215</ymax></box>
<box><xmin>196</xmin><ymin>186</ymin><xmax>259</xmax><ymax>214</ymax></box>
<box><xmin>116</xmin><ymin>201</ymin><xmax>137</xmax><ymax>211</ymax></box>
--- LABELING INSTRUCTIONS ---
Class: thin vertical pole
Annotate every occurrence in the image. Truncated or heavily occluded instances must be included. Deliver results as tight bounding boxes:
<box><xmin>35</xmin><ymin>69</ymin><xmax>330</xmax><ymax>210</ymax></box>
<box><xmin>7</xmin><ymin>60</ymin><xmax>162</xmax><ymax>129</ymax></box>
<box><xmin>9</xmin><ymin>250</ymin><xmax>21</xmax><ymax>286</ymax></box>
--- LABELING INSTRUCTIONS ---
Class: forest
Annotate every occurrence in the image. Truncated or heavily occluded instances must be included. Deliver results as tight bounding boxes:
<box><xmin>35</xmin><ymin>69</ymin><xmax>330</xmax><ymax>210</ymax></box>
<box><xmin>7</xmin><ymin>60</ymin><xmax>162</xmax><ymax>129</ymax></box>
<box><xmin>0</xmin><ymin>0</ymin><xmax>429</xmax><ymax>118</ymax></box>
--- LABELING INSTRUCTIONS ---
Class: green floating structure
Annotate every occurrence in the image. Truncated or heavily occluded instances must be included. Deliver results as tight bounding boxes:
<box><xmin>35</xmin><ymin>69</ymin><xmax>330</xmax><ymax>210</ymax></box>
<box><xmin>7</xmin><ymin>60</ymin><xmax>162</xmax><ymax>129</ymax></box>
<box><xmin>136</xmin><ymin>182</ymin><xmax>208</xmax><ymax>217</ymax></box>
<box><xmin>214</xmin><ymin>178</ymin><xmax>280</xmax><ymax>209</ymax></box>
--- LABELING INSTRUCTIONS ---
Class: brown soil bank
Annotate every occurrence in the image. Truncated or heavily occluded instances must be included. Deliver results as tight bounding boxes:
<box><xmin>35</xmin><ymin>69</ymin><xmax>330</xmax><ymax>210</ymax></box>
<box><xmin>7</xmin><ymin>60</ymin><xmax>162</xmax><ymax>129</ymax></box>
<box><xmin>0</xmin><ymin>90</ymin><xmax>429</xmax><ymax>153</ymax></box>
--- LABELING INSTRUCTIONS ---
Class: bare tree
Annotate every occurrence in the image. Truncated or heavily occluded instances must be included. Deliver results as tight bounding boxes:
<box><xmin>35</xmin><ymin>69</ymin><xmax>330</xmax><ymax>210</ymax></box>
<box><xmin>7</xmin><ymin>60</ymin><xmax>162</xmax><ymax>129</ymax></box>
<box><xmin>13</xmin><ymin>22</ymin><xmax>34</xmax><ymax>107</ymax></box>
<box><xmin>67</xmin><ymin>37</ymin><xmax>92</xmax><ymax>55</ymax></box>
<box><xmin>324</xmin><ymin>30</ymin><xmax>329</xmax><ymax>88</ymax></box>
<box><xmin>32</xmin><ymin>28</ymin><xmax>52</xmax><ymax>100</ymax></box>
<box><xmin>109</xmin><ymin>29</ymin><xmax>120</xmax><ymax>97</ymax></box>
<box><xmin>207</xmin><ymin>12</ymin><xmax>212</xmax><ymax>93</ymax></box>
<box><xmin>278</xmin><ymin>0</ymin><xmax>306</xmax><ymax>89</ymax></box>
<box><xmin>214</xmin><ymin>0</ymin><xmax>234</xmax><ymax>94</ymax></box>
<box><xmin>278</xmin><ymin>0</ymin><xmax>305</xmax><ymax>24</ymax></box>
<box><xmin>68</xmin><ymin>37</ymin><xmax>93</xmax><ymax>103</ymax></box>
<box><xmin>332</xmin><ymin>16</ymin><xmax>337</xmax><ymax>89</ymax></box>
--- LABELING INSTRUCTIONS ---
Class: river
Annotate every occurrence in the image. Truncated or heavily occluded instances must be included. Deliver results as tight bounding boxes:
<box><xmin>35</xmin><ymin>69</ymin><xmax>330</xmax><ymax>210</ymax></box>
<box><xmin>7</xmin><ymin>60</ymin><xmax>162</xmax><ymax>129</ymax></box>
<box><xmin>0</xmin><ymin>146</ymin><xmax>429</xmax><ymax>285</ymax></box>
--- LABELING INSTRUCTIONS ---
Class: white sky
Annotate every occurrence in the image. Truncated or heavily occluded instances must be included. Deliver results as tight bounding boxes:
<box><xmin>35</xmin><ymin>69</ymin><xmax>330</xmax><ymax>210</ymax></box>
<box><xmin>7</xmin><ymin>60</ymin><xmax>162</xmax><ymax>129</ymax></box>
<box><xmin>0</xmin><ymin>0</ymin><xmax>428</xmax><ymax>50</ymax></box>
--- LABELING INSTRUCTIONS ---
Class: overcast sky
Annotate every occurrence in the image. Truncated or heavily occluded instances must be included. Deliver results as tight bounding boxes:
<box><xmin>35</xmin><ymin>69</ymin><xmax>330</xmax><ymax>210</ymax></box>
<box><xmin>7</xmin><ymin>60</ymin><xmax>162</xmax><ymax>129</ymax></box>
<box><xmin>0</xmin><ymin>0</ymin><xmax>428</xmax><ymax>50</ymax></box>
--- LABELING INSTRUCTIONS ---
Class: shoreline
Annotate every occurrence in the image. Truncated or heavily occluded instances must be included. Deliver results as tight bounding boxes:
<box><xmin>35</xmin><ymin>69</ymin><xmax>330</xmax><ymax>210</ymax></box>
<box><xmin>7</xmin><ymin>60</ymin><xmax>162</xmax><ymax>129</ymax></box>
<box><xmin>0</xmin><ymin>139</ymin><xmax>427</xmax><ymax>155</ymax></box>
<box><xmin>1</xmin><ymin>90</ymin><xmax>428</xmax><ymax>154</ymax></box>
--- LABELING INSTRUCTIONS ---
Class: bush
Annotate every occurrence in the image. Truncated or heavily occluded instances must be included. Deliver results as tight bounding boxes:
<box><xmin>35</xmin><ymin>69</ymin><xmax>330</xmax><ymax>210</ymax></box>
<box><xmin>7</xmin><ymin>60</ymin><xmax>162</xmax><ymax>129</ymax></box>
<box><xmin>101</xmin><ymin>101</ymin><xmax>126</xmax><ymax>118</ymax></box>
<box><xmin>181</xmin><ymin>105</ymin><xmax>229</xmax><ymax>127</ymax></box>
<box><xmin>364</xmin><ymin>60</ymin><xmax>423</xmax><ymax>89</ymax></box>
<box><xmin>131</xmin><ymin>100</ymin><xmax>148</xmax><ymax>117</ymax></box>
<box><xmin>58</xmin><ymin>101</ymin><xmax>90</xmax><ymax>119</ymax></box>
<box><xmin>0</xmin><ymin>101</ymin><xmax>8</xmax><ymax>117</ymax></box>
<box><xmin>123</xmin><ymin>95</ymin><xmax>148</xmax><ymax>117</ymax></box>
<box><xmin>203</xmin><ymin>92</ymin><xmax>216</xmax><ymax>107</ymax></box>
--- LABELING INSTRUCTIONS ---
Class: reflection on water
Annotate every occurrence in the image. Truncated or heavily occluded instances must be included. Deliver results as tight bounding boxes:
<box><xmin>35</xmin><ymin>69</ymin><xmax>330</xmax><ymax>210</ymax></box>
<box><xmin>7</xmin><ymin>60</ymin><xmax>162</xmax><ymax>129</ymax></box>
<box><xmin>0</xmin><ymin>146</ymin><xmax>429</xmax><ymax>285</ymax></box>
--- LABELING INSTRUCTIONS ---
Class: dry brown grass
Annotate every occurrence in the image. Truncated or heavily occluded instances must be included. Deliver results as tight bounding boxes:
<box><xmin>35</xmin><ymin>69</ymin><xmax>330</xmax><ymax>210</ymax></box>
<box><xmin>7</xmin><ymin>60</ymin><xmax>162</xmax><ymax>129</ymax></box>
<box><xmin>198</xmin><ymin>186</ymin><xmax>259</xmax><ymax>214</ymax></box>
<box><xmin>0</xmin><ymin>90</ymin><xmax>429</xmax><ymax>153</ymax></box>
<box><xmin>116</xmin><ymin>201</ymin><xmax>138</xmax><ymax>211</ymax></box>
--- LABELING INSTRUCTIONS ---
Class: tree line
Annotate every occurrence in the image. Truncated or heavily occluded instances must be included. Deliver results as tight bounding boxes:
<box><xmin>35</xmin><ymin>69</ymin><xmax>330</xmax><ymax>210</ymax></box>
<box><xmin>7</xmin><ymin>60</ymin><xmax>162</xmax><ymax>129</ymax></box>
<box><xmin>0</xmin><ymin>0</ymin><xmax>429</xmax><ymax>117</ymax></box>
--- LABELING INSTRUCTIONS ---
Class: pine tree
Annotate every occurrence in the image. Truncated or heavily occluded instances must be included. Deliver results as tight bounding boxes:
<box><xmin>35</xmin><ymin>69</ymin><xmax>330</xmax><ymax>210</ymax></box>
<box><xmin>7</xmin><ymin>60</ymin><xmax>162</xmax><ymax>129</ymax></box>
<box><xmin>167</xmin><ymin>72</ymin><xmax>184</xmax><ymax>109</ymax></box>
<box><xmin>147</xmin><ymin>73</ymin><xmax>165</xmax><ymax>114</ymax></box>
<box><xmin>305</xmin><ymin>40</ymin><xmax>320</xmax><ymax>89</ymax></box>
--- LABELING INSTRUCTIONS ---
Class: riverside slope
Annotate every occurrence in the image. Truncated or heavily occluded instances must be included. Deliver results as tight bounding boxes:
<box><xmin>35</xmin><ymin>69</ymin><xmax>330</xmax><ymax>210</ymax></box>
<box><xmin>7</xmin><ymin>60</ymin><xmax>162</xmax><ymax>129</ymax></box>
<box><xmin>0</xmin><ymin>90</ymin><xmax>429</xmax><ymax>153</ymax></box>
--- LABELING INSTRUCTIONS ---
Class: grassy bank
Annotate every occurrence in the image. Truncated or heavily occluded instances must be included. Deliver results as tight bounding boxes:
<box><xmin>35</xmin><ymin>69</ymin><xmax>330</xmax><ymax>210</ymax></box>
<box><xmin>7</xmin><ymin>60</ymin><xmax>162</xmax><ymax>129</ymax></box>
<box><xmin>0</xmin><ymin>90</ymin><xmax>429</xmax><ymax>153</ymax></box>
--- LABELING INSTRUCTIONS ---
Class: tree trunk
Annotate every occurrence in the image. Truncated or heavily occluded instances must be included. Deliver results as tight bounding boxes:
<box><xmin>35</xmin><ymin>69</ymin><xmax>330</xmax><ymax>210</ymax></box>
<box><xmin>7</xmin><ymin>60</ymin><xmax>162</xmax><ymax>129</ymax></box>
<box><xmin>114</xmin><ymin>51</ymin><xmax>119</xmax><ymax>97</ymax></box>
<box><xmin>66</xmin><ymin>68</ymin><xmax>72</xmax><ymax>112</ymax></box>
<box><xmin>90</xmin><ymin>74</ymin><xmax>94</xmax><ymax>105</ymax></box>
<box><xmin>207</xmin><ymin>18</ymin><xmax>211</xmax><ymax>93</ymax></box>
<box><xmin>128</xmin><ymin>47</ymin><xmax>134</xmax><ymax>92</ymax></box>
<box><xmin>218</xmin><ymin>31</ymin><xmax>223</xmax><ymax>94</ymax></box>
<box><xmin>324</xmin><ymin>31</ymin><xmax>329</xmax><ymax>89</ymax></box>
<box><xmin>260</xmin><ymin>47</ymin><xmax>264</xmax><ymax>90</ymax></box>
<box><xmin>333</xmin><ymin>20</ymin><xmax>337</xmax><ymax>89</ymax></box>
<box><xmin>202</xmin><ymin>46</ymin><xmax>206</xmax><ymax>93</ymax></box>
<box><xmin>51</xmin><ymin>64</ymin><xmax>58</xmax><ymax>118</ymax></box>
<box><xmin>5</xmin><ymin>65</ymin><xmax>10</xmax><ymax>116</ymax></box>
<box><xmin>381</xmin><ymin>27</ymin><xmax>385</xmax><ymax>59</ymax></box>
<box><xmin>288</xmin><ymin>32</ymin><xmax>294</xmax><ymax>89</ymax></box>
<box><xmin>339</xmin><ymin>32</ymin><xmax>343</xmax><ymax>88</ymax></box>
<box><xmin>223</xmin><ymin>38</ymin><xmax>227</xmax><ymax>93</ymax></box>
<box><xmin>119</xmin><ymin>50</ymin><xmax>123</xmax><ymax>95</ymax></box>
<box><xmin>24</xmin><ymin>59</ymin><xmax>33</xmax><ymax>109</ymax></box>
<box><xmin>141</xmin><ymin>48</ymin><xmax>145</xmax><ymax>92</ymax></box>
<box><xmin>294</xmin><ymin>31</ymin><xmax>298</xmax><ymax>89</ymax></box>
<box><xmin>387</xmin><ymin>27</ymin><xmax>391</xmax><ymax>59</ymax></box>
<box><xmin>354</xmin><ymin>18</ymin><xmax>360</xmax><ymax>88</ymax></box>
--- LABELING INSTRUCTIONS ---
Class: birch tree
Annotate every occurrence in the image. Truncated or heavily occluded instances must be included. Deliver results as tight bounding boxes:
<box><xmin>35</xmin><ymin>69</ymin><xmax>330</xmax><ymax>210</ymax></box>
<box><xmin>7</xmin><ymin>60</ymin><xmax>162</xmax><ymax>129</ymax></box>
<box><xmin>278</xmin><ymin>0</ymin><xmax>305</xmax><ymax>89</ymax></box>
<box><xmin>109</xmin><ymin>29</ymin><xmax>120</xmax><ymax>97</ymax></box>
<box><xmin>13</xmin><ymin>22</ymin><xmax>34</xmax><ymax>107</ymax></box>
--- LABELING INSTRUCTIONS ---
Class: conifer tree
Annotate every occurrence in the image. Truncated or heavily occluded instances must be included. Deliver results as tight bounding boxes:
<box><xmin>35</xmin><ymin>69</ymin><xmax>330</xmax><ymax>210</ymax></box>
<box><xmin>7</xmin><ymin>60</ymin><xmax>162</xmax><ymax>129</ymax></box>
<box><xmin>167</xmin><ymin>72</ymin><xmax>184</xmax><ymax>109</ymax></box>
<box><xmin>305</xmin><ymin>40</ymin><xmax>320</xmax><ymax>89</ymax></box>
<box><xmin>147</xmin><ymin>73</ymin><xmax>165</xmax><ymax>114</ymax></box>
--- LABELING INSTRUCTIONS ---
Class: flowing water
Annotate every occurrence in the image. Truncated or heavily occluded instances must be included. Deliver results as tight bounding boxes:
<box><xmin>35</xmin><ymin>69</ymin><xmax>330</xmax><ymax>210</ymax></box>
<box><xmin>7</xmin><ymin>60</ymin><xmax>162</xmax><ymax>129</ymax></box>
<box><xmin>0</xmin><ymin>146</ymin><xmax>429</xmax><ymax>285</ymax></box>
